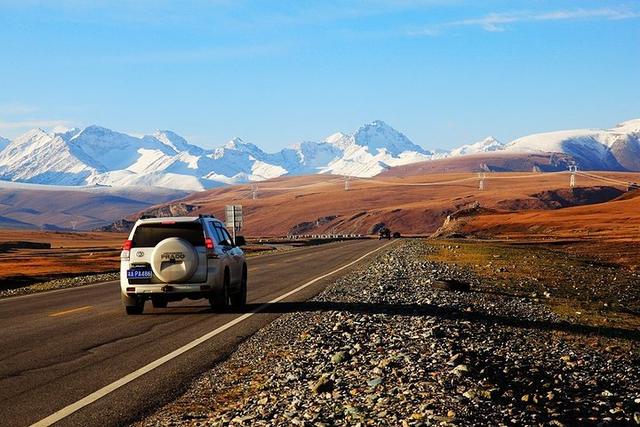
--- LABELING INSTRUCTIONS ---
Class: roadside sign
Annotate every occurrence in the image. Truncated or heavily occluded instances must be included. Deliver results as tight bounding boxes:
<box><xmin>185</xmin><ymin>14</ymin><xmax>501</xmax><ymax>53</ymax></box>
<box><xmin>225</xmin><ymin>205</ymin><xmax>243</xmax><ymax>240</ymax></box>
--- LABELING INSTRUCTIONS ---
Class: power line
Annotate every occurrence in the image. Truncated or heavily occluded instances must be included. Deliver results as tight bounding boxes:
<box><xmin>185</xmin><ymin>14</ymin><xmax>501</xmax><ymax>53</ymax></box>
<box><xmin>576</xmin><ymin>171</ymin><xmax>640</xmax><ymax>189</ymax></box>
<box><xmin>234</xmin><ymin>170</ymin><xmax>639</xmax><ymax>200</ymax></box>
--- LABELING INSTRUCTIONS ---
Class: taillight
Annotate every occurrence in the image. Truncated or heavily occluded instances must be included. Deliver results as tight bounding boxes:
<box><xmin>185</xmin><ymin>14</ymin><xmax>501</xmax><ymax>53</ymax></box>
<box><xmin>205</xmin><ymin>238</ymin><xmax>214</xmax><ymax>250</ymax></box>
<box><xmin>205</xmin><ymin>238</ymin><xmax>217</xmax><ymax>258</ymax></box>
<box><xmin>121</xmin><ymin>239</ymin><xmax>132</xmax><ymax>260</ymax></box>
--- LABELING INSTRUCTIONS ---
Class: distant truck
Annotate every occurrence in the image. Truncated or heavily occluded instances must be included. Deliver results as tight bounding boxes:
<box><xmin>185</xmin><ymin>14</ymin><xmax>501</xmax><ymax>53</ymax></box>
<box><xmin>378</xmin><ymin>228</ymin><xmax>391</xmax><ymax>240</ymax></box>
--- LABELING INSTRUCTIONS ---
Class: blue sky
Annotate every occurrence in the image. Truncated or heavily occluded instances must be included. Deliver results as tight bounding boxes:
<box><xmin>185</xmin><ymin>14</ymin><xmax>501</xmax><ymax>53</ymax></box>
<box><xmin>0</xmin><ymin>0</ymin><xmax>638</xmax><ymax>151</ymax></box>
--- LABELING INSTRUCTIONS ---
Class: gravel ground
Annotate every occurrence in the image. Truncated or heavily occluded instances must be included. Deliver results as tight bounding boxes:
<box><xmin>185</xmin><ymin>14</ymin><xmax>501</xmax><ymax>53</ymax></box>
<box><xmin>140</xmin><ymin>240</ymin><xmax>640</xmax><ymax>426</ymax></box>
<box><xmin>0</xmin><ymin>272</ymin><xmax>120</xmax><ymax>299</ymax></box>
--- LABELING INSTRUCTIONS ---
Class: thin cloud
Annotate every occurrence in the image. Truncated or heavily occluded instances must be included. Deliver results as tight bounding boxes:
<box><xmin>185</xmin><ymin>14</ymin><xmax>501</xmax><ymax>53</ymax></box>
<box><xmin>0</xmin><ymin>104</ymin><xmax>40</xmax><ymax>115</ymax></box>
<box><xmin>0</xmin><ymin>120</ymin><xmax>73</xmax><ymax>131</ymax></box>
<box><xmin>411</xmin><ymin>7</ymin><xmax>640</xmax><ymax>35</ymax></box>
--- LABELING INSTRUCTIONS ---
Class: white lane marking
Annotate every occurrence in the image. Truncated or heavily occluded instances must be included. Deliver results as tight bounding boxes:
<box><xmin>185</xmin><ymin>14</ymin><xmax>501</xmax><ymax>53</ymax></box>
<box><xmin>31</xmin><ymin>240</ymin><xmax>395</xmax><ymax>427</ymax></box>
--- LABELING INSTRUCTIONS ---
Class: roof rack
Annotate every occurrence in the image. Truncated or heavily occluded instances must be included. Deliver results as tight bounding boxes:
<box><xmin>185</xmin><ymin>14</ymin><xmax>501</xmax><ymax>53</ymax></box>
<box><xmin>139</xmin><ymin>214</ymin><xmax>156</xmax><ymax>220</ymax></box>
<box><xmin>198</xmin><ymin>214</ymin><xmax>215</xmax><ymax>219</ymax></box>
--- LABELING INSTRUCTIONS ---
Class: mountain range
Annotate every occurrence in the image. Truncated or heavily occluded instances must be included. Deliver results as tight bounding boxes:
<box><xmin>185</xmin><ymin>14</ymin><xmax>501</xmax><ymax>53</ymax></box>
<box><xmin>0</xmin><ymin>118</ymin><xmax>638</xmax><ymax>191</ymax></box>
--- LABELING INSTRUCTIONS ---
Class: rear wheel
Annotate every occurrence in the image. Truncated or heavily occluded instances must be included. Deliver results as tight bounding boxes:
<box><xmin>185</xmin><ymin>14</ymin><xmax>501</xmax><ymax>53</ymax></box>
<box><xmin>124</xmin><ymin>296</ymin><xmax>145</xmax><ymax>315</ymax></box>
<box><xmin>209</xmin><ymin>270</ymin><xmax>230</xmax><ymax>311</ymax></box>
<box><xmin>151</xmin><ymin>295</ymin><xmax>168</xmax><ymax>308</ymax></box>
<box><xmin>230</xmin><ymin>265</ymin><xmax>247</xmax><ymax>307</ymax></box>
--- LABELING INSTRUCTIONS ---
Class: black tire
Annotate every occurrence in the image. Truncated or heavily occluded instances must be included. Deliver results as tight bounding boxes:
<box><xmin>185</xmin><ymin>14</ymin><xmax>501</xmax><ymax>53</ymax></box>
<box><xmin>125</xmin><ymin>301</ymin><xmax>144</xmax><ymax>315</ymax></box>
<box><xmin>151</xmin><ymin>296</ymin><xmax>168</xmax><ymax>308</ymax></box>
<box><xmin>122</xmin><ymin>293</ymin><xmax>145</xmax><ymax>315</ymax></box>
<box><xmin>209</xmin><ymin>270</ymin><xmax>230</xmax><ymax>311</ymax></box>
<box><xmin>230</xmin><ymin>265</ymin><xmax>247</xmax><ymax>307</ymax></box>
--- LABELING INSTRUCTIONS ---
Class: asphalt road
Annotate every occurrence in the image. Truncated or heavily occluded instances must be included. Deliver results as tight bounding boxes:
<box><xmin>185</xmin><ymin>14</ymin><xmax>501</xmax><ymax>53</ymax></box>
<box><xmin>0</xmin><ymin>239</ymin><xmax>390</xmax><ymax>427</ymax></box>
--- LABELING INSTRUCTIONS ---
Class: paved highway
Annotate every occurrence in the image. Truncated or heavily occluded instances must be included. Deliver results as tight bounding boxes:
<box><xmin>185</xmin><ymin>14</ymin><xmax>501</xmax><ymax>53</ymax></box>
<box><xmin>0</xmin><ymin>239</ymin><xmax>391</xmax><ymax>426</ymax></box>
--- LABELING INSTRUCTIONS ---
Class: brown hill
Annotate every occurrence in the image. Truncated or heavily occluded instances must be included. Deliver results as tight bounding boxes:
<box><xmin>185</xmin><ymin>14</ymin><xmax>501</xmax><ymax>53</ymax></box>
<box><xmin>382</xmin><ymin>152</ymin><xmax>575</xmax><ymax>177</ymax></box>
<box><xmin>0</xmin><ymin>183</ymin><xmax>186</xmax><ymax>230</ymax></box>
<box><xmin>127</xmin><ymin>171</ymin><xmax>640</xmax><ymax>238</ymax></box>
<box><xmin>455</xmin><ymin>189</ymin><xmax>640</xmax><ymax>241</ymax></box>
<box><xmin>439</xmin><ymin>188</ymin><xmax>640</xmax><ymax>269</ymax></box>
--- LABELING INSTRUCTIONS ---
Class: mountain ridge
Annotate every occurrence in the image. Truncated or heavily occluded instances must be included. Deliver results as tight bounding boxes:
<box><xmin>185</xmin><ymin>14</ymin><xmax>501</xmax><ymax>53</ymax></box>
<box><xmin>0</xmin><ymin>118</ymin><xmax>638</xmax><ymax>191</ymax></box>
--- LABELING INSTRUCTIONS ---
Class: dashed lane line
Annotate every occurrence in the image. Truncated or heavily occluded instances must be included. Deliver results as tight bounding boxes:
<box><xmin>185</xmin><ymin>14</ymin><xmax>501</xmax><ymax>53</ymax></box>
<box><xmin>31</xmin><ymin>240</ymin><xmax>395</xmax><ymax>427</ymax></box>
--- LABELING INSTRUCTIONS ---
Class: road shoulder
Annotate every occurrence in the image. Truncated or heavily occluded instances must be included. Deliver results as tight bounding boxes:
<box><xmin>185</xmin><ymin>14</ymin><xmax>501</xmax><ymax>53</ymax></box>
<box><xmin>139</xmin><ymin>239</ymin><xmax>640</xmax><ymax>426</ymax></box>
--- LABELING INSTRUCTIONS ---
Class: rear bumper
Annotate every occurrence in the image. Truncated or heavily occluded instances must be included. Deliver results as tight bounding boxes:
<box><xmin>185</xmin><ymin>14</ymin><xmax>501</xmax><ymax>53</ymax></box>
<box><xmin>122</xmin><ymin>282</ymin><xmax>212</xmax><ymax>295</ymax></box>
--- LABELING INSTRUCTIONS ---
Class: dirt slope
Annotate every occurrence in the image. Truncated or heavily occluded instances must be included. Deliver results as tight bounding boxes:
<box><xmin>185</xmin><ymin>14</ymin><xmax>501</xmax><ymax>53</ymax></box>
<box><xmin>0</xmin><ymin>184</ymin><xmax>186</xmax><ymax>230</ymax></box>
<box><xmin>381</xmin><ymin>152</ymin><xmax>575</xmax><ymax>177</ymax></box>
<box><xmin>135</xmin><ymin>171</ymin><xmax>640</xmax><ymax>237</ymax></box>
<box><xmin>458</xmin><ymin>190</ymin><xmax>640</xmax><ymax>241</ymax></box>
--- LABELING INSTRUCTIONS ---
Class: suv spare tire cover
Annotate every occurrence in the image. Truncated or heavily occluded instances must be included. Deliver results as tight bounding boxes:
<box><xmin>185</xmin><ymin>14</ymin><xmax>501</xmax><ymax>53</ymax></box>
<box><xmin>151</xmin><ymin>237</ymin><xmax>199</xmax><ymax>283</ymax></box>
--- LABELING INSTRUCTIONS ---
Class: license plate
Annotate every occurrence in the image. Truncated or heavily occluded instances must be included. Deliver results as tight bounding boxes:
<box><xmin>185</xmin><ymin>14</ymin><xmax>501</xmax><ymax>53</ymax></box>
<box><xmin>127</xmin><ymin>268</ymin><xmax>152</xmax><ymax>279</ymax></box>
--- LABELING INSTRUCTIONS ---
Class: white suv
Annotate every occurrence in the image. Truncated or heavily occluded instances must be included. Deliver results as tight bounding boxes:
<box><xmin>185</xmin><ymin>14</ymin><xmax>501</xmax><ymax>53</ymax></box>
<box><xmin>120</xmin><ymin>215</ymin><xmax>247</xmax><ymax>315</ymax></box>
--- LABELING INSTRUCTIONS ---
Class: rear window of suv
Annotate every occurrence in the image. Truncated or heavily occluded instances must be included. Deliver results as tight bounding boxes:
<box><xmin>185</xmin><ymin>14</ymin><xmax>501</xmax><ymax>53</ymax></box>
<box><xmin>132</xmin><ymin>222</ymin><xmax>205</xmax><ymax>247</ymax></box>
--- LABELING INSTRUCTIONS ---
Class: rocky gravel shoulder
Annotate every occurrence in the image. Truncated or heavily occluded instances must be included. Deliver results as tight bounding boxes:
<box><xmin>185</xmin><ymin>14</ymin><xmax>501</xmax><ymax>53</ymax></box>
<box><xmin>140</xmin><ymin>239</ymin><xmax>640</xmax><ymax>426</ymax></box>
<box><xmin>0</xmin><ymin>272</ymin><xmax>119</xmax><ymax>299</ymax></box>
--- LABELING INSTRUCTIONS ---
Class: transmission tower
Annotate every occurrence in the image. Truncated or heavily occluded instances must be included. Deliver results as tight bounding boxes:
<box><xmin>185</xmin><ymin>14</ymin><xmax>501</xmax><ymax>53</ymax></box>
<box><xmin>251</xmin><ymin>184</ymin><xmax>259</xmax><ymax>200</ymax></box>
<box><xmin>344</xmin><ymin>176</ymin><xmax>351</xmax><ymax>191</ymax></box>
<box><xmin>478</xmin><ymin>172</ymin><xmax>486</xmax><ymax>191</ymax></box>
<box><xmin>568</xmin><ymin>165</ymin><xmax>578</xmax><ymax>188</ymax></box>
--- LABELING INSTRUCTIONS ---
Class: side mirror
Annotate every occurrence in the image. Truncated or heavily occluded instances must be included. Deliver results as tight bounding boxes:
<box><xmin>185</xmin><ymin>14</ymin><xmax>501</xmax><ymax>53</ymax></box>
<box><xmin>235</xmin><ymin>236</ymin><xmax>246</xmax><ymax>246</ymax></box>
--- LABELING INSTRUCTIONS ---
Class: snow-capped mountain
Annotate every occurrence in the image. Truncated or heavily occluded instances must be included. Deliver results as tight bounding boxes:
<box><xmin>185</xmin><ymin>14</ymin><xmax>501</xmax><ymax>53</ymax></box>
<box><xmin>449</xmin><ymin>136</ymin><xmax>503</xmax><ymax>157</ymax></box>
<box><xmin>501</xmin><ymin>119</ymin><xmax>640</xmax><ymax>170</ymax></box>
<box><xmin>1</xmin><ymin>118</ymin><xmax>638</xmax><ymax>191</ymax></box>
<box><xmin>0</xmin><ymin>136</ymin><xmax>9</xmax><ymax>151</ymax></box>
<box><xmin>318</xmin><ymin>120</ymin><xmax>433</xmax><ymax>176</ymax></box>
<box><xmin>0</xmin><ymin>120</ymin><xmax>436</xmax><ymax>191</ymax></box>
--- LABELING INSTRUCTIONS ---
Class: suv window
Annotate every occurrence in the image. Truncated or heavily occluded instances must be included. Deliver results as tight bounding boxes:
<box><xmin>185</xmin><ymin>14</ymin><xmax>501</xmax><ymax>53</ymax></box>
<box><xmin>215</xmin><ymin>225</ymin><xmax>233</xmax><ymax>246</ymax></box>
<box><xmin>205</xmin><ymin>221</ymin><xmax>224</xmax><ymax>244</ymax></box>
<box><xmin>132</xmin><ymin>222</ymin><xmax>205</xmax><ymax>247</ymax></box>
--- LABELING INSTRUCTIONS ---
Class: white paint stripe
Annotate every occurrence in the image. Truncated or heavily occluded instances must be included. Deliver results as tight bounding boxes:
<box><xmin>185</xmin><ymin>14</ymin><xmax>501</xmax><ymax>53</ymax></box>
<box><xmin>31</xmin><ymin>240</ymin><xmax>395</xmax><ymax>427</ymax></box>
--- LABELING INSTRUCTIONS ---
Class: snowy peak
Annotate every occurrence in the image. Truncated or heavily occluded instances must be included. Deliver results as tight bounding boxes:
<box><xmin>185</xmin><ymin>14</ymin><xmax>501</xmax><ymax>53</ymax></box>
<box><xmin>324</xmin><ymin>132</ymin><xmax>352</xmax><ymax>149</ymax></box>
<box><xmin>450</xmin><ymin>136</ymin><xmax>504</xmax><ymax>157</ymax></box>
<box><xmin>223</xmin><ymin>137</ymin><xmax>262</xmax><ymax>153</ymax></box>
<box><xmin>151</xmin><ymin>130</ymin><xmax>203</xmax><ymax>155</ymax></box>
<box><xmin>318</xmin><ymin>120</ymin><xmax>432</xmax><ymax>177</ymax></box>
<box><xmin>68</xmin><ymin>125</ymin><xmax>173</xmax><ymax>171</ymax></box>
<box><xmin>0</xmin><ymin>121</ymin><xmax>433</xmax><ymax>189</ymax></box>
<box><xmin>612</xmin><ymin>119</ymin><xmax>640</xmax><ymax>134</ymax></box>
<box><xmin>352</xmin><ymin>120</ymin><xmax>429</xmax><ymax>156</ymax></box>
<box><xmin>478</xmin><ymin>136</ymin><xmax>501</xmax><ymax>147</ymax></box>
<box><xmin>502</xmin><ymin>120</ymin><xmax>640</xmax><ymax>171</ymax></box>
<box><xmin>214</xmin><ymin>137</ymin><xmax>268</xmax><ymax>164</ymax></box>
<box><xmin>12</xmin><ymin>128</ymin><xmax>50</xmax><ymax>145</ymax></box>
<box><xmin>0</xmin><ymin>128</ymin><xmax>96</xmax><ymax>185</ymax></box>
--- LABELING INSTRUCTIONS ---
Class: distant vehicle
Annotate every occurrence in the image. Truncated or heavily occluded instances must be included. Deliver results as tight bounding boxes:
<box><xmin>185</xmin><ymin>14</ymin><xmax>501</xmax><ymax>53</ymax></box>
<box><xmin>392</xmin><ymin>232</ymin><xmax>401</xmax><ymax>238</ymax></box>
<box><xmin>120</xmin><ymin>215</ymin><xmax>247</xmax><ymax>315</ymax></box>
<box><xmin>378</xmin><ymin>227</ymin><xmax>391</xmax><ymax>240</ymax></box>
